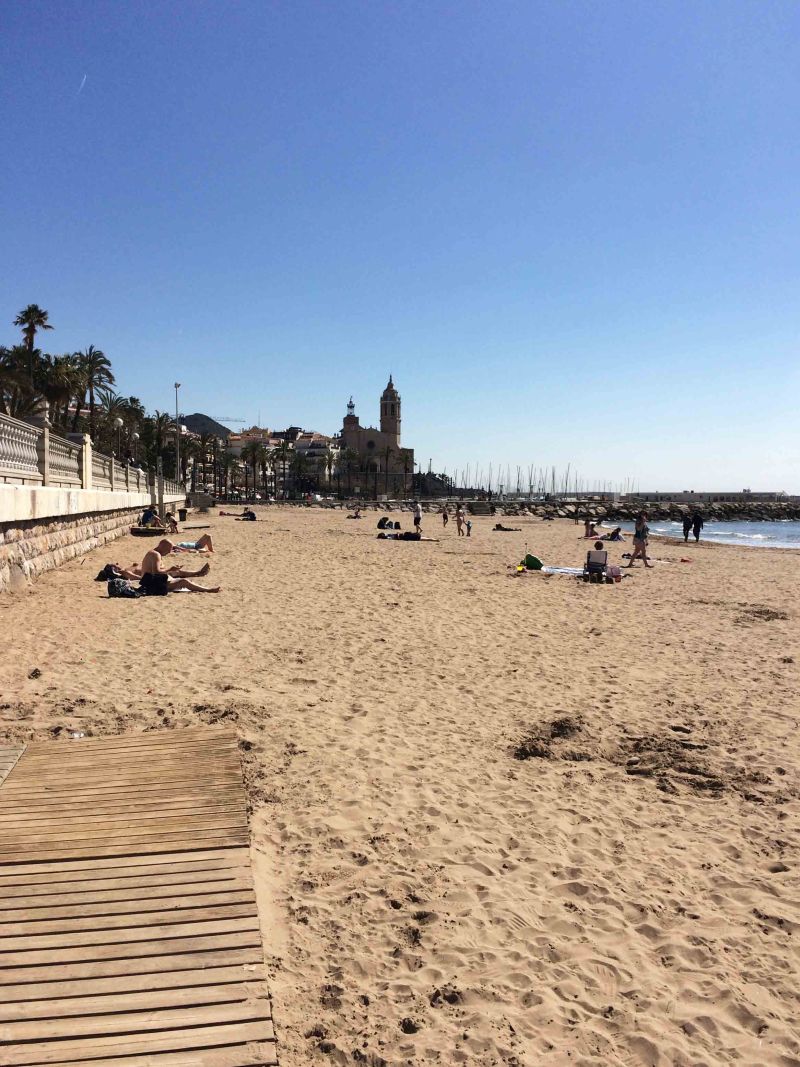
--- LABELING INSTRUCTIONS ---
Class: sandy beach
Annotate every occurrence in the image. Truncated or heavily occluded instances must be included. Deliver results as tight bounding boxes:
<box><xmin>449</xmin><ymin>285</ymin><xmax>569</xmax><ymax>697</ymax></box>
<box><xmin>1</xmin><ymin>508</ymin><xmax>798</xmax><ymax>1067</ymax></box>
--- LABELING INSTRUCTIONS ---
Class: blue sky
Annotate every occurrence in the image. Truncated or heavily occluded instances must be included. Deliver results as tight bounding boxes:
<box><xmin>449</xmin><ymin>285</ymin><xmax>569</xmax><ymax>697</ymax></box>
<box><xmin>2</xmin><ymin>0</ymin><xmax>798</xmax><ymax>490</ymax></box>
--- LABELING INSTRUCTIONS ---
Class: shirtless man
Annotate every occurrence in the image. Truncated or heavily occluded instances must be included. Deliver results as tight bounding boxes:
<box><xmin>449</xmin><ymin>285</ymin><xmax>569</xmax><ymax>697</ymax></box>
<box><xmin>139</xmin><ymin>540</ymin><xmax>220</xmax><ymax>594</ymax></box>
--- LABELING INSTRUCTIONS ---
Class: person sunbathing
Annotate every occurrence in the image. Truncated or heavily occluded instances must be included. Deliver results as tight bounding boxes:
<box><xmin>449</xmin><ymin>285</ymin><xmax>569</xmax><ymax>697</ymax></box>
<box><xmin>600</xmin><ymin>527</ymin><xmax>625</xmax><ymax>541</ymax></box>
<box><xmin>377</xmin><ymin>531</ymin><xmax>439</xmax><ymax>542</ymax></box>
<box><xmin>584</xmin><ymin>523</ymin><xmax>601</xmax><ymax>538</ymax></box>
<box><xmin>138</xmin><ymin>541</ymin><xmax>219</xmax><ymax>594</ymax></box>
<box><xmin>493</xmin><ymin>523</ymin><xmax>521</xmax><ymax>532</ymax></box>
<box><xmin>173</xmin><ymin>533</ymin><xmax>214</xmax><ymax>552</ymax></box>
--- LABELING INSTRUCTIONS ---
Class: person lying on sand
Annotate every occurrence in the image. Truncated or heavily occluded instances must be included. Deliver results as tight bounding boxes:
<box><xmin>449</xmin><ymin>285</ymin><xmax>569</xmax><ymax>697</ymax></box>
<box><xmin>219</xmin><ymin>509</ymin><xmax>254</xmax><ymax>519</ymax></box>
<box><xmin>173</xmin><ymin>533</ymin><xmax>214</xmax><ymax>553</ymax></box>
<box><xmin>138</xmin><ymin>541</ymin><xmax>220</xmax><ymax>594</ymax></box>
<box><xmin>377</xmin><ymin>531</ymin><xmax>439</xmax><ymax>542</ymax></box>
<box><xmin>493</xmin><ymin>523</ymin><xmax>521</xmax><ymax>532</ymax></box>
<box><xmin>347</xmin><ymin>507</ymin><xmax>362</xmax><ymax>519</ymax></box>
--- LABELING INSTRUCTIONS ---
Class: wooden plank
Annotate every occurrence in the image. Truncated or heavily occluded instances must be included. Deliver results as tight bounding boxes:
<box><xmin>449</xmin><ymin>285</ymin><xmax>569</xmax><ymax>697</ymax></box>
<box><xmin>0</xmin><ymin>901</ymin><xmax>258</xmax><ymax>935</ymax></box>
<box><xmin>0</xmin><ymin>1019</ymin><xmax>276</xmax><ymax>1065</ymax></box>
<box><xmin>0</xmin><ymin>925</ymin><xmax>263</xmax><ymax>967</ymax></box>
<box><xmin>44</xmin><ymin>1041</ymin><xmax>278</xmax><ymax>1067</ymax></box>
<box><xmin>0</xmin><ymin>964</ymin><xmax>264</xmax><ymax>1004</ymax></box>
<box><xmin>0</xmin><ymin>812</ymin><xmax>248</xmax><ymax>844</ymax></box>
<box><xmin>0</xmin><ymin>946</ymin><xmax>265</xmax><ymax>984</ymax></box>
<box><xmin>0</xmin><ymin>848</ymin><xmax>250</xmax><ymax>880</ymax></box>
<box><xmin>0</xmin><ymin>874</ymin><xmax>251</xmax><ymax>902</ymax></box>
<box><xmin>0</xmin><ymin>832</ymin><xmax>250</xmax><ymax>863</ymax></box>
<box><xmin>0</xmin><ymin>796</ymin><xmax>244</xmax><ymax>819</ymax></box>
<box><xmin>0</xmin><ymin>998</ymin><xmax>269</xmax><ymax>1041</ymax></box>
<box><xmin>1</xmin><ymin>915</ymin><xmax>260</xmax><ymax>951</ymax></box>
<box><xmin>0</xmin><ymin>981</ymin><xmax>266</xmax><ymax>1021</ymax></box>
<box><xmin>0</xmin><ymin>883</ymin><xmax>253</xmax><ymax>917</ymax></box>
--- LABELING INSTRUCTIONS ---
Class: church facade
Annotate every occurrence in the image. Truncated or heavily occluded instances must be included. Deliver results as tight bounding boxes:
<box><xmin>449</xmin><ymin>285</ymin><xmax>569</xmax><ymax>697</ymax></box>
<box><xmin>338</xmin><ymin>377</ymin><xmax>414</xmax><ymax>497</ymax></box>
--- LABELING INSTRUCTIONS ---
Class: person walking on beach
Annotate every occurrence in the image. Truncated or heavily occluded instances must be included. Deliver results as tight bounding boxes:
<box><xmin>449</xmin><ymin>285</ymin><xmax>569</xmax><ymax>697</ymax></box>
<box><xmin>627</xmin><ymin>512</ymin><xmax>653</xmax><ymax>568</ymax></box>
<box><xmin>455</xmin><ymin>504</ymin><xmax>466</xmax><ymax>536</ymax></box>
<box><xmin>413</xmin><ymin>500</ymin><xmax>423</xmax><ymax>534</ymax></box>
<box><xmin>441</xmin><ymin>507</ymin><xmax>449</xmax><ymax>528</ymax></box>
<box><xmin>682</xmin><ymin>513</ymin><xmax>692</xmax><ymax>542</ymax></box>
<box><xmin>692</xmin><ymin>511</ymin><xmax>704</xmax><ymax>543</ymax></box>
<box><xmin>466</xmin><ymin>519</ymin><xmax>472</xmax><ymax>537</ymax></box>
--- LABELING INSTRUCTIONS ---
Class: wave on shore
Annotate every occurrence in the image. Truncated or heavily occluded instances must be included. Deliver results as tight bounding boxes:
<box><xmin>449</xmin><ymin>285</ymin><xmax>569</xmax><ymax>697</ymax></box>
<box><xmin>615</xmin><ymin>519</ymin><xmax>800</xmax><ymax>549</ymax></box>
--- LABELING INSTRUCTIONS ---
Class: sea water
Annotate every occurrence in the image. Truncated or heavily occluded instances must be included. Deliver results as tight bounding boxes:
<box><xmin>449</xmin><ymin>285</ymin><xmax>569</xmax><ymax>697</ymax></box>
<box><xmin>613</xmin><ymin>519</ymin><xmax>800</xmax><ymax>550</ymax></box>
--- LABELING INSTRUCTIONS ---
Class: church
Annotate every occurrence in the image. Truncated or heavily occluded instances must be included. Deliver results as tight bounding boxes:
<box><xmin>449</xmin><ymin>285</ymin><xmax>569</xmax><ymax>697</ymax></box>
<box><xmin>338</xmin><ymin>376</ymin><xmax>414</xmax><ymax>496</ymax></box>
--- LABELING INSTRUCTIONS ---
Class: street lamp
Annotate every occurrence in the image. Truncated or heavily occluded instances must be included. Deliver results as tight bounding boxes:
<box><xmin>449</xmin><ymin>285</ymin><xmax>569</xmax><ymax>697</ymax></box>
<box><xmin>174</xmin><ymin>382</ymin><xmax>181</xmax><ymax>482</ymax></box>
<box><xmin>114</xmin><ymin>416</ymin><xmax>124</xmax><ymax>458</ymax></box>
<box><xmin>131</xmin><ymin>431</ymin><xmax>140</xmax><ymax>464</ymax></box>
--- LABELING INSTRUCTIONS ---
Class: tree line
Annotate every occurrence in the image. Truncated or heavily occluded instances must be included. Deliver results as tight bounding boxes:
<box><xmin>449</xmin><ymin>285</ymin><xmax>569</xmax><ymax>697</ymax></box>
<box><xmin>1</xmin><ymin>304</ymin><xmax>420</xmax><ymax>498</ymax></box>
<box><xmin>0</xmin><ymin>304</ymin><xmax>188</xmax><ymax>471</ymax></box>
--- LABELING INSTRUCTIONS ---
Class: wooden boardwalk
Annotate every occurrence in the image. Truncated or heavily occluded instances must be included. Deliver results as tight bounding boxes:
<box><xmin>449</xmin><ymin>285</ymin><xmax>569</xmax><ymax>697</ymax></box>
<box><xmin>0</xmin><ymin>728</ymin><xmax>277</xmax><ymax>1066</ymax></box>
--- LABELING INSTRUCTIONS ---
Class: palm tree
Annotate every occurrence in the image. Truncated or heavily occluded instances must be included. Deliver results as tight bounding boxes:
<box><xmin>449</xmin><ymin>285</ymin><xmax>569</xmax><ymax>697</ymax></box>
<box><xmin>181</xmin><ymin>437</ymin><xmax>201</xmax><ymax>487</ymax></box>
<box><xmin>241</xmin><ymin>441</ymin><xmax>267</xmax><ymax>498</ymax></box>
<box><xmin>76</xmin><ymin>346</ymin><xmax>114</xmax><ymax>441</ymax></box>
<box><xmin>398</xmin><ymin>449</ymin><xmax>413</xmax><ymax>500</ymax></box>
<box><xmin>273</xmin><ymin>441</ymin><xmax>292</xmax><ymax>499</ymax></box>
<box><xmin>381</xmin><ymin>444</ymin><xmax>394</xmax><ymax>497</ymax></box>
<box><xmin>218</xmin><ymin>451</ymin><xmax>236</xmax><ymax>497</ymax></box>
<box><xmin>322</xmin><ymin>448</ymin><xmax>336</xmax><ymax>489</ymax></box>
<box><xmin>0</xmin><ymin>346</ymin><xmax>34</xmax><ymax>417</ymax></box>
<box><xmin>290</xmin><ymin>451</ymin><xmax>309</xmax><ymax>497</ymax></box>
<box><xmin>198</xmin><ymin>433</ymin><xmax>214</xmax><ymax>490</ymax></box>
<box><xmin>39</xmin><ymin>354</ymin><xmax>82</xmax><ymax>432</ymax></box>
<box><xmin>339</xmin><ymin>447</ymin><xmax>359</xmax><ymax>495</ymax></box>
<box><xmin>14</xmin><ymin>305</ymin><xmax>53</xmax><ymax>385</ymax></box>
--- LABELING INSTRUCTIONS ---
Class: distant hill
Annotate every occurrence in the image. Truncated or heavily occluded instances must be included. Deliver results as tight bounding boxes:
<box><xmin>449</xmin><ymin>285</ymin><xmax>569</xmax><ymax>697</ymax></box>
<box><xmin>182</xmin><ymin>413</ymin><xmax>232</xmax><ymax>439</ymax></box>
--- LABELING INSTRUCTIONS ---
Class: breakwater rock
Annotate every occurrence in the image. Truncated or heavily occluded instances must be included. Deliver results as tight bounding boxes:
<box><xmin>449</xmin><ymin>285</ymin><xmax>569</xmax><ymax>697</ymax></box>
<box><xmin>488</xmin><ymin>500</ymin><xmax>800</xmax><ymax>523</ymax></box>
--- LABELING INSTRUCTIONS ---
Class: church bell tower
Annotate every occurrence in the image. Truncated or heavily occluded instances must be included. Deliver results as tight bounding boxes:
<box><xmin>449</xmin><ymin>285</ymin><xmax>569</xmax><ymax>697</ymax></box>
<box><xmin>380</xmin><ymin>375</ymin><xmax>401</xmax><ymax>445</ymax></box>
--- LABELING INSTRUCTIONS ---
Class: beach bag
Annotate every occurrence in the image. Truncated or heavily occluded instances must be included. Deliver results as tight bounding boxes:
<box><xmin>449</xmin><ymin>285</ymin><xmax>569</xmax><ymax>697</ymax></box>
<box><xmin>523</xmin><ymin>554</ymin><xmax>543</xmax><ymax>570</ymax></box>
<box><xmin>95</xmin><ymin>564</ymin><xmax>118</xmax><ymax>582</ymax></box>
<box><xmin>107</xmin><ymin>578</ymin><xmax>143</xmax><ymax>599</ymax></box>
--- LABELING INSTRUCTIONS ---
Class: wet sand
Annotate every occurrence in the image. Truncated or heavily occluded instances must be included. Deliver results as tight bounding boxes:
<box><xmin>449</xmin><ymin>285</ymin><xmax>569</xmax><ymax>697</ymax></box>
<box><xmin>1</xmin><ymin>508</ymin><xmax>798</xmax><ymax>1066</ymax></box>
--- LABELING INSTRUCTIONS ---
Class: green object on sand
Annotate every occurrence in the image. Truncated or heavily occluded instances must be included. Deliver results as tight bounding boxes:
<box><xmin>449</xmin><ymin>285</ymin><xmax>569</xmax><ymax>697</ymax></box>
<box><xmin>523</xmin><ymin>554</ymin><xmax>543</xmax><ymax>570</ymax></box>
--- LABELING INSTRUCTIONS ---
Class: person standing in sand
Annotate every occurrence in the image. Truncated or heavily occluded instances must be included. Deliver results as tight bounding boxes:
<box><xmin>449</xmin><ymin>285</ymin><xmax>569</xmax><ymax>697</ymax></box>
<box><xmin>682</xmin><ymin>513</ymin><xmax>692</xmax><ymax>542</ymax></box>
<box><xmin>139</xmin><ymin>541</ymin><xmax>220</xmax><ymax>594</ymax></box>
<box><xmin>413</xmin><ymin>500</ymin><xmax>423</xmax><ymax>534</ymax></box>
<box><xmin>455</xmin><ymin>504</ymin><xmax>466</xmax><ymax>536</ymax></box>
<box><xmin>692</xmin><ymin>511</ymin><xmax>704</xmax><ymax>542</ymax></box>
<box><xmin>441</xmin><ymin>507</ymin><xmax>449</xmax><ymax>528</ymax></box>
<box><xmin>627</xmin><ymin>512</ymin><xmax>653</xmax><ymax>568</ymax></box>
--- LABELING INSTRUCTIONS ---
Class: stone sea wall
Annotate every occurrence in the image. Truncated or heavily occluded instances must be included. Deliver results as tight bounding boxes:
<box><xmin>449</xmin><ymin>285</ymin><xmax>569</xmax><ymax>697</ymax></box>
<box><xmin>501</xmin><ymin>500</ymin><xmax>800</xmax><ymax>522</ymax></box>
<box><xmin>0</xmin><ymin>508</ymin><xmax>140</xmax><ymax>593</ymax></box>
<box><xmin>274</xmin><ymin>498</ymin><xmax>800</xmax><ymax>522</ymax></box>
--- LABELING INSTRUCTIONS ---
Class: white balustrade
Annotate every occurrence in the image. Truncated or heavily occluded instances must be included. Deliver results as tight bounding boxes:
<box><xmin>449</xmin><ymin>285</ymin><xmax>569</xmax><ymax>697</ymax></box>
<box><xmin>48</xmin><ymin>432</ymin><xmax>83</xmax><ymax>487</ymax></box>
<box><xmin>0</xmin><ymin>413</ymin><xmax>43</xmax><ymax>484</ymax></box>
